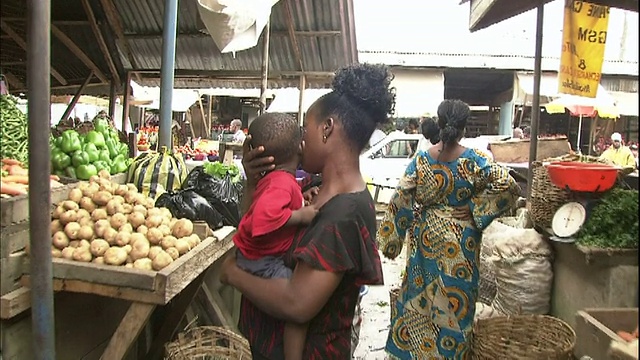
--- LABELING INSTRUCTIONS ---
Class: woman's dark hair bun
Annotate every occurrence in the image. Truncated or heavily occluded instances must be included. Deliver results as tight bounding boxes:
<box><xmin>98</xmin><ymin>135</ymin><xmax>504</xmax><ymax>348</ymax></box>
<box><xmin>332</xmin><ymin>63</ymin><xmax>396</xmax><ymax>125</ymax></box>
<box><xmin>437</xmin><ymin>99</ymin><xmax>470</xmax><ymax>144</ymax></box>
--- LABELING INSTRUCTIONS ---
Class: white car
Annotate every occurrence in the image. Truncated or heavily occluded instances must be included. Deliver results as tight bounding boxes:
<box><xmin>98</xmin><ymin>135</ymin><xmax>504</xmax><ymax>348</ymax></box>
<box><xmin>360</xmin><ymin>132</ymin><xmax>504</xmax><ymax>203</ymax></box>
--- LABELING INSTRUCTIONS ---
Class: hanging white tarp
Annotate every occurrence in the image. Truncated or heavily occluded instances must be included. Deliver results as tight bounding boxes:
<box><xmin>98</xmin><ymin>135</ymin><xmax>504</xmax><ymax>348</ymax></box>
<box><xmin>197</xmin><ymin>0</ymin><xmax>280</xmax><ymax>54</ymax></box>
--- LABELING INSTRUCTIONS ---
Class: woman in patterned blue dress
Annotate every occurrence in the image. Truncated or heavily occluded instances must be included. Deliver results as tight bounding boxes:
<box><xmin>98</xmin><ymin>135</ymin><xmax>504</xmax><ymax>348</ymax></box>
<box><xmin>377</xmin><ymin>100</ymin><xmax>521</xmax><ymax>359</ymax></box>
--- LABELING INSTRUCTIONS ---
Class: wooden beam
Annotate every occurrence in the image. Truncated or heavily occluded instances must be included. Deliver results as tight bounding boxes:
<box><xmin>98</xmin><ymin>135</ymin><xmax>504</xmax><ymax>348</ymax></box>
<box><xmin>100</xmin><ymin>302</ymin><xmax>156</xmax><ymax>360</ymax></box>
<box><xmin>0</xmin><ymin>287</ymin><xmax>30</xmax><ymax>319</ymax></box>
<box><xmin>99</xmin><ymin>0</ymin><xmax>142</xmax><ymax>84</ymax></box>
<box><xmin>0</xmin><ymin>20</ymin><xmax>68</xmax><ymax>85</ymax></box>
<box><xmin>60</xmin><ymin>71</ymin><xmax>94</xmax><ymax>122</ymax></box>
<box><xmin>131</xmin><ymin>69</ymin><xmax>334</xmax><ymax>78</ymax></box>
<box><xmin>51</xmin><ymin>24</ymin><xmax>108</xmax><ymax>83</ymax></box>
<box><xmin>1</xmin><ymin>19</ymin><xmax>90</xmax><ymax>26</ymax></box>
<box><xmin>122</xmin><ymin>72</ymin><xmax>132</xmax><ymax>132</ymax></box>
<box><xmin>81</xmin><ymin>0</ymin><xmax>121</xmax><ymax>85</ymax></box>
<box><xmin>124</xmin><ymin>30</ymin><xmax>341</xmax><ymax>40</ymax></box>
<box><xmin>298</xmin><ymin>75</ymin><xmax>306</xmax><ymax>125</ymax></box>
<box><xmin>283</xmin><ymin>0</ymin><xmax>305</xmax><ymax>72</ymax></box>
<box><xmin>3</xmin><ymin>72</ymin><xmax>24</xmax><ymax>90</ymax></box>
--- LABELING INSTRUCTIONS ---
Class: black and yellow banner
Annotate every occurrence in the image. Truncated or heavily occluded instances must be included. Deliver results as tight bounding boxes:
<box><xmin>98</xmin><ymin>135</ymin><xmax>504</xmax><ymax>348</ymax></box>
<box><xmin>558</xmin><ymin>0</ymin><xmax>610</xmax><ymax>98</ymax></box>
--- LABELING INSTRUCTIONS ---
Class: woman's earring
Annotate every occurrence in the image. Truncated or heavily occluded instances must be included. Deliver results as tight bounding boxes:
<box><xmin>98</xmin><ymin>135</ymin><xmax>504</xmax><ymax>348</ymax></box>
<box><xmin>322</xmin><ymin>135</ymin><xmax>327</xmax><ymax>143</ymax></box>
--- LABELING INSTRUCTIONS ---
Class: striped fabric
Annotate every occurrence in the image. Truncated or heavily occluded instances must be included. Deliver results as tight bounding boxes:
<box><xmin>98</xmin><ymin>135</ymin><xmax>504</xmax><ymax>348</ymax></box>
<box><xmin>127</xmin><ymin>150</ymin><xmax>188</xmax><ymax>199</ymax></box>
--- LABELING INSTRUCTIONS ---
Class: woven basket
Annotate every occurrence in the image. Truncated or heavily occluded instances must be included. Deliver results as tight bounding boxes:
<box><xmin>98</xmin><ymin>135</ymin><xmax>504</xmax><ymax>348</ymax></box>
<box><xmin>165</xmin><ymin>326</ymin><xmax>252</xmax><ymax>360</ymax></box>
<box><xmin>478</xmin><ymin>258</ymin><xmax>497</xmax><ymax>305</ymax></box>
<box><xmin>472</xmin><ymin>315</ymin><xmax>576</xmax><ymax>360</ymax></box>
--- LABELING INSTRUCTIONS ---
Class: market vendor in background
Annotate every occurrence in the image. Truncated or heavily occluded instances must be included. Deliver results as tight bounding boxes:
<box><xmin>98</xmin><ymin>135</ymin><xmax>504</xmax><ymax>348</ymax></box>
<box><xmin>600</xmin><ymin>132</ymin><xmax>636</xmax><ymax>168</ymax></box>
<box><xmin>230</xmin><ymin>119</ymin><xmax>247</xmax><ymax>144</ymax></box>
<box><xmin>630</xmin><ymin>144</ymin><xmax>639</xmax><ymax>170</ymax></box>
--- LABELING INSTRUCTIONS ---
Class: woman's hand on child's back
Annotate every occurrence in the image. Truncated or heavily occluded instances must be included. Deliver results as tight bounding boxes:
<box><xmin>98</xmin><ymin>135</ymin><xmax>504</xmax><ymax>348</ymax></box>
<box><xmin>242</xmin><ymin>135</ymin><xmax>275</xmax><ymax>183</ymax></box>
<box><xmin>298</xmin><ymin>205</ymin><xmax>319</xmax><ymax>225</ymax></box>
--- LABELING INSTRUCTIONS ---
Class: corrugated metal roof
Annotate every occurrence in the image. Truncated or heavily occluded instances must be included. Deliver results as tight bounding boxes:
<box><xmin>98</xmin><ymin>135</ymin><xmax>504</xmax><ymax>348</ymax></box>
<box><xmin>1</xmin><ymin>0</ymin><xmax>357</xmax><ymax>94</ymax></box>
<box><xmin>359</xmin><ymin>50</ymin><xmax>640</xmax><ymax>76</ymax></box>
<box><xmin>114</xmin><ymin>0</ymin><xmax>358</xmax><ymax>88</ymax></box>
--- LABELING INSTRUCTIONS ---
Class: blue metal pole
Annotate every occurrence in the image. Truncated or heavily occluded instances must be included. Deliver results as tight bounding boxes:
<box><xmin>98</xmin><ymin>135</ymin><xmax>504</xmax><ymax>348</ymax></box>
<box><xmin>158</xmin><ymin>0</ymin><xmax>179</xmax><ymax>148</ymax></box>
<box><xmin>27</xmin><ymin>0</ymin><xmax>56</xmax><ymax>358</ymax></box>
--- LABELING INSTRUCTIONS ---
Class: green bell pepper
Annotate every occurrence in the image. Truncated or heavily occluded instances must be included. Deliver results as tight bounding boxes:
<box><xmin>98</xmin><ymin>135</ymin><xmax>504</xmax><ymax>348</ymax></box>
<box><xmin>118</xmin><ymin>143</ymin><xmax>130</xmax><ymax>157</ymax></box>
<box><xmin>76</xmin><ymin>164</ymin><xmax>98</xmax><ymax>180</ymax></box>
<box><xmin>51</xmin><ymin>150</ymin><xmax>71</xmax><ymax>171</ymax></box>
<box><xmin>105</xmin><ymin>138</ymin><xmax>119</xmax><ymax>159</ymax></box>
<box><xmin>92</xmin><ymin>160</ymin><xmax>111</xmax><ymax>174</ymax></box>
<box><xmin>71</xmin><ymin>150</ymin><xmax>90</xmax><ymax>168</ymax></box>
<box><xmin>60</xmin><ymin>130</ymin><xmax>82</xmax><ymax>154</ymax></box>
<box><xmin>65</xmin><ymin>166</ymin><xmax>77</xmax><ymax>179</ymax></box>
<box><xmin>82</xmin><ymin>143</ymin><xmax>100</xmax><ymax>163</ymax></box>
<box><xmin>98</xmin><ymin>149</ymin><xmax>111</xmax><ymax>162</ymax></box>
<box><xmin>85</xmin><ymin>130</ymin><xmax>106</xmax><ymax>148</ymax></box>
<box><xmin>53</xmin><ymin>137</ymin><xmax>63</xmax><ymax>148</ymax></box>
<box><xmin>110</xmin><ymin>154</ymin><xmax>129</xmax><ymax>174</ymax></box>
<box><xmin>93</xmin><ymin>118</ymin><xmax>110</xmax><ymax>134</ymax></box>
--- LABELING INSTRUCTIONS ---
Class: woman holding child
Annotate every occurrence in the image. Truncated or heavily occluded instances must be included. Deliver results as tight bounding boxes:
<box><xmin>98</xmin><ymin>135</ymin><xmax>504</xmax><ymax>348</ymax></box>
<box><xmin>221</xmin><ymin>63</ymin><xmax>395</xmax><ymax>359</ymax></box>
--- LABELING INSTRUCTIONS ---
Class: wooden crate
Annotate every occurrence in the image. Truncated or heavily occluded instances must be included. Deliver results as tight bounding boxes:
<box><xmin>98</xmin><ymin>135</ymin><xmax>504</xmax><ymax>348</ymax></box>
<box><xmin>0</xmin><ymin>173</ymin><xmax>127</xmax><ymax>227</ymax></box>
<box><xmin>489</xmin><ymin>137</ymin><xmax>571</xmax><ymax>163</ymax></box>
<box><xmin>20</xmin><ymin>226</ymin><xmax>235</xmax><ymax>306</ymax></box>
<box><xmin>575</xmin><ymin>308</ymin><xmax>639</xmax><ymax>360</ymax></box>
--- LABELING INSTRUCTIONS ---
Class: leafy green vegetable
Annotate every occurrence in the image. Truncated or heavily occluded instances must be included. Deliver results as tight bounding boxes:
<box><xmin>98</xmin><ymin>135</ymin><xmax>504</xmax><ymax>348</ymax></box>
<box><xmin>0</xmin><ymin>95</ymin><xmax>29</xmax><ymax>165</ymax></box>
<box><xmin>203</xmin><ymin>162</ymin><xmax>240</xmax><ymax>182</ymax></box>
<box><xmin>576</xmin><ymin>188</ymin><xmax>639</xmax><ymax>249</ymax></box>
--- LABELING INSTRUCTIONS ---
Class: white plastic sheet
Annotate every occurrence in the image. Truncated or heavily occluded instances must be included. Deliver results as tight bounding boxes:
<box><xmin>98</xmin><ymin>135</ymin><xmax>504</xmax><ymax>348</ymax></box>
<box><xmin>197</xmin><ymin>0</ymin><xmax>280</xmax><ymax>54</ymax></box>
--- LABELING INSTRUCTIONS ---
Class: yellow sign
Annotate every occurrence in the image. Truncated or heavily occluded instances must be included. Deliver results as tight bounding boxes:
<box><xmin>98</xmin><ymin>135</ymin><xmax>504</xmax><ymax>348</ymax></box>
<box><xmin>558</xmin><ymin>0</ymin><xmax>610</xmax><ymax>98</ymax></box>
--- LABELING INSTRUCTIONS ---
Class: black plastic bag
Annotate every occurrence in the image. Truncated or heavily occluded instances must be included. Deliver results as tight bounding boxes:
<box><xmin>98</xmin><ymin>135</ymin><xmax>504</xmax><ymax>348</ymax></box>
<box><xmin>182</xmin><ymin>167</ymin><xmax>243</xmax><ymax>227</ymax></box>
<box><xmin>182</xmin><ymin>166</ymin><xmax>207</xmax><ymax>190</ymax></box>
<box><xmin>155</xmin><ymin>189</ymin><xmax>224</xmax><ymax>230</ymax></box>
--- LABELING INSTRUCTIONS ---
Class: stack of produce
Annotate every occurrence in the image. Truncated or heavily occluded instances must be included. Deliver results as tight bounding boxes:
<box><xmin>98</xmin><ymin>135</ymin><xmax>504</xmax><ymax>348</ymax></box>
<box><xmin>1</xmin><ymin>159</ymin><xmax>65</xmax><ymax>196</ymax></box>
<box><xmin>0</xmin><ymin>95</ymin><xmax>28</xmax><ymax>165</ymax></box>
<box><xmin>51</xmin><ymin>125</ymin><xmax>132</xmax><ymax>180</ymax></box>
<box><xmin>174</xmin><ymin>144</ymin><xmax>219</xmax><ymax>162</ymax></box>
<box><xmin>49</xmin><ymin>171</ymin><xmax>203</xmax><ymax>271</ymax></box>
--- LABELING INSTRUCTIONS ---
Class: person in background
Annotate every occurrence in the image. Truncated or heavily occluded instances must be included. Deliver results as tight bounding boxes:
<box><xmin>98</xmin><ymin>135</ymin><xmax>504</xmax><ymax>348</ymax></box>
<box><xmin>421</xmin><ymin>116</ymin><xmax>440</xmax><ymax>145</ymax></box>
<box><xmin>600</xmin><ymin>132</ymin><xmax>635</xmax><ymax>168</ymax></box>
<box><xmin>630</xmin><ymin>144</ymin><xmax>639</xmax><ymax>169</ymax></box>
<box><xmin>512</xmin><ymin>127</ymin><xmax>524</xmax><ymax>139</ymax></box>
<box><xmin>404</xmin><ymin>118</ymin><xmax>419</xmax><ymax>134</ymax></box>
<box><xmin>521</xmin><ymin>126</ymin><xmax>531</xmax><ymax>139</ymax></box>
<box><xmin>378</xmin><ymin>99</ymin><xmax>520</xmax><ymax>359</ymax></box>
<box><xmin>231</xmin><ymin>119</ymin><xmax>247</xmax><ymax>143</ymax></box>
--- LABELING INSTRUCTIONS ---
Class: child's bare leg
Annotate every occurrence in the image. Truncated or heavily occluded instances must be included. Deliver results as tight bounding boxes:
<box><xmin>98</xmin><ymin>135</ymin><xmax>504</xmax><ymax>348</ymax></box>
<box><xmin>283</xmin><ymin>322</ymin><xmax>308</xmax><ymax>360</ymax></box>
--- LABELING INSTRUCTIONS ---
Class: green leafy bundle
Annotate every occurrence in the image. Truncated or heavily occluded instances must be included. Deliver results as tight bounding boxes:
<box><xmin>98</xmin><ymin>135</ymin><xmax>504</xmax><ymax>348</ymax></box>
<box><xmin>0</xmin><ymin>95</ymin><xmax>29</xmax><ymax>165</ymax></box>
<box><xmin>576</xmin><ymin>188</ymin><xmax>639</xmax><ymax>249</ymax></box>
<box><xmin>202</xmin><ymin>162</ymin><xmax>240</xmax><ymax>183</ymax></box>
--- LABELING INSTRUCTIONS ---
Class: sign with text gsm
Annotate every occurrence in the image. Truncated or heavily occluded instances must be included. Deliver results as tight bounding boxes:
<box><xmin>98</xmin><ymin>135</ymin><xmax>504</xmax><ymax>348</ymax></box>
<box><xmin>558</xmin><ymin>0</ymin><xmax>610</xmax><ymax>98</ymax></box>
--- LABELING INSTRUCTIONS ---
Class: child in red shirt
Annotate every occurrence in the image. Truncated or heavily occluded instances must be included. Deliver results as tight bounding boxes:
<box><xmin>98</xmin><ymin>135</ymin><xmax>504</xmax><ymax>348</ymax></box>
<box><xmin>233</xmin><ymin>112</ymin><xmax>317</xmax><ymax>360</ymax></box>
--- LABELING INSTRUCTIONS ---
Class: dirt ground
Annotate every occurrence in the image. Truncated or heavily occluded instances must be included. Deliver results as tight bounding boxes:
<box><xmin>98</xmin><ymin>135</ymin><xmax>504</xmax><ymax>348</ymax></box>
<box><xmin>353</xmin><ymin>251</ymin><xmax>406</xmax><ymax>360</ymax></box>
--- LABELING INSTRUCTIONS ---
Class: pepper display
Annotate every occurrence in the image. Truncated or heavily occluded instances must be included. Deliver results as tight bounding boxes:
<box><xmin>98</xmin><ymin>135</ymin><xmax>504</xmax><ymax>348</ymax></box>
<box><xmin>50</xmin><ymin>127</ymin><xmax>132</xmax><ymax>179</ymax></box>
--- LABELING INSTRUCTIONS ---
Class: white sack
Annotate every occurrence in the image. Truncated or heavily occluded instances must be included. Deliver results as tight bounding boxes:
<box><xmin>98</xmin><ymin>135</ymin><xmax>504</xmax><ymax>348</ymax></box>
<box><xmin>197</xmin><ymin>0</ymin><xmax>280</xmax><ymax>54</ymax></box>
<box><xmin>488</xmin><ymin>226</ymin><xmax>553</xmax><ymax>316</ymax></box>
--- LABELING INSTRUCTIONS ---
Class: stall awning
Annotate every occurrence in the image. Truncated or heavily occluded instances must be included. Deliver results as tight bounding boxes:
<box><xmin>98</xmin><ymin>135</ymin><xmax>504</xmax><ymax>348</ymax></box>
<box><xmin>513</xmin><ymin>72</ymin><xmax>613</xmax><ymax>107</ymax></box>
<box><xmin>266</xmin><ymin>88</ymin><xmax>331</xmax><ymax>113</ymax></box>
<box><xmin>610</xmin><ymin>91</ymin><xmax>639</xmax><ymax>117</ymax></box>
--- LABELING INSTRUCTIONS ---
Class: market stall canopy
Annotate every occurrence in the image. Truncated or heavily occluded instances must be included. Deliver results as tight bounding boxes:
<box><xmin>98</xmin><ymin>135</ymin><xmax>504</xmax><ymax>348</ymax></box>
<box><xmin>544</xmin><ymin>91</ymin><xmax>619</xmax><ymax>119</ymax></box>
<box><xmin>266</xmin><ymin>88</ymin><xmax>331</xmax><ymax>113</ymax></box>
<box><xmin>465</xmin><ymin>0</ymin><xmax>638</xmax><ymax>32</ymax></box>
<box><xmin>513</xmin><ymin>72</ymin><xmax>614</xmax><ymax>108</ymax></box>
<box><xmin>197</xmin><ymin>0</ymin><xmax>279</xmax><ymax>54</ymax></box>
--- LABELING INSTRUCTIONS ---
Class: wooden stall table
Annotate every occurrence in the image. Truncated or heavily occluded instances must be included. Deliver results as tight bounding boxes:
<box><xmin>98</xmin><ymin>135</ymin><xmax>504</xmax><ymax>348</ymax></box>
<box><xmin>18</xmin><ymin>226</ymin><xmax>236</xmax><ymax>360</ymax></box>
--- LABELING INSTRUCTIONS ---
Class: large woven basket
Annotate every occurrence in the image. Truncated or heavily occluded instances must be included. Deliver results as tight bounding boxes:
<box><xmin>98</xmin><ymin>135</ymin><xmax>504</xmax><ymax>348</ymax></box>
<box><xmin>478</xmin><ymin>258</ymin><xmax>497</xmax><ymax>305</ymax></box>
<box><xmin>165</xmin><ymin>326</ymin><xmax>252</xmax><ymax>360</ymax></box>
<box><xmin>472</xmin><ymin>315</ymin><xmax>576</xmax><ymax>360</ymax></box>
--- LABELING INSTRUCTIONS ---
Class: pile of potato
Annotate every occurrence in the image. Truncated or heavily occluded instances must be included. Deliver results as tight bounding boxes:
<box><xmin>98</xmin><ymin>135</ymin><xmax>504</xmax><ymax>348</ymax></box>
<box><xmin>49</xmin><ymin>171</ymin><xmax>201</xmax><ymax>271</ymax></box>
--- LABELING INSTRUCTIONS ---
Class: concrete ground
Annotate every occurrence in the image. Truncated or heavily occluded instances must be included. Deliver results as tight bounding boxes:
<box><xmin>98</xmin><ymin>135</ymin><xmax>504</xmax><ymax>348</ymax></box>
<box><xmin>353</xmin><ymin>251</ymin><xmax>406</xmax><ymax>360</ymax></box>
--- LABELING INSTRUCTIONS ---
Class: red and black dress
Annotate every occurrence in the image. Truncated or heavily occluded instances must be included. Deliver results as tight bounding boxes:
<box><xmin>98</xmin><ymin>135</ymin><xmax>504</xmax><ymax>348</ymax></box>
<box><xmin>238</xmin><ymin>189</ymin><xmax>384</xmax><ymax>360</ymax></box>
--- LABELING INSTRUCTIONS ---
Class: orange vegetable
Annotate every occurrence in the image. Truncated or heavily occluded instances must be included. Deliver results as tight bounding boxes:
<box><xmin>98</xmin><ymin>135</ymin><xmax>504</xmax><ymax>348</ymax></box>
<box><xmin>50</xmin><ymin>175</ymin><xmax>60</xmax><ymax>181</ymax></box>
<box><xmin>2</xmin><ymin>159</ymin><xmax>22</xmax><ymax>166</ymax></box>
<box><xmin>0</xmin><ymin>181</ymin><xmax>28</xmax><ymax>196</ymax></box>
<box><xmin>7</xmin><ymin>165</ymin><xmax>28</xmax><ymax>176</ymax></box>
<box><xmin>2</xmin><ymin>175</ymin><xmax>29</xmax><ymax>184</ymax></box>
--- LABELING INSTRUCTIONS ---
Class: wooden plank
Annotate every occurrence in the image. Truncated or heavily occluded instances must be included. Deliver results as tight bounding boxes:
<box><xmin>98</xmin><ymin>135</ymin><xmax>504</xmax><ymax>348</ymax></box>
<box><xmin>283</xmin><ymin>0</ymin><xmax>305</xmax><ymax>72</ymax></box>
<box><xmin>0</xmin><ymin>179</ymin><xmax>78</xmax><ymax>227</ymax></box>
<box><xmin>98</xmin><ymin>0</ymin><xmax>142</xmax><ymax>83</ymax></box>
<box><xmin>0</xmin><ymin>19</ymin><xmax>68</xmax><ymax>85</ymax></box>
<box><xmin>81</xmin><ymin>0</ymin><xmax>120</xmax><ymax>85</ymax></box>
<box><xmin>158</xmin><ymin>228</ymin><xmax>235</xmax><ymax>303</ymax></box>
<box><xmin>46</xmin><ymin>258</ymin><xmax>160</xmax><ymax>291</ymax></box>
<box><xmin>489</xmin><ymin>137</ymin><xmax>571</xmax><ymax>163</ymax></box>
<box><xmin>201</xmin><ymin>282</ymin><xmax>238</xmax><ymax>331</ymax></box>
<box><xmin>20</xmin><ymin>276</ymin><xmax>165</xmax><ymax>305</ymax></box>
<box><xmin>0</xmin><ymin>222</ymin><xmax>30</xmax><ymax>258</ymax></box>
<box><xmin>1</xmin><ymin>251</ymin><xmax>26</xmax><ymax>296</ymax></box>
<box><xmin>51</xmin><ymin>24</ymin><xmax>108</xmax><ymax>83</ymax></box>
<box><xmin>3</xmin><ymin>72</ymin><xmax>24</xmax><ymax>89</ymax></box>
<box><xmin>0</xmin><ymin>287</ymin><xmax>30</xmax><ymax>319</ymax></box>
<box><xmin>100</xmin><ymin>302</ymin><xmax>156</xmax><ymax>360</ymax></box>
<box><xmin>144</xmin><ymin>272</ymin><xmax>207</xmax><ymax>360</ymax></box>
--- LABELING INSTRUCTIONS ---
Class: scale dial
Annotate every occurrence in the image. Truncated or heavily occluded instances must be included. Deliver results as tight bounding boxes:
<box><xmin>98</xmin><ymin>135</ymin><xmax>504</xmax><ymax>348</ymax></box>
<box><xmin>552</xmin><ymin>202</ymin><xmax>587</xmax><ymax>238</ymax></box>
